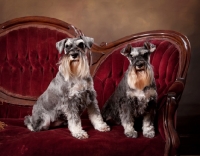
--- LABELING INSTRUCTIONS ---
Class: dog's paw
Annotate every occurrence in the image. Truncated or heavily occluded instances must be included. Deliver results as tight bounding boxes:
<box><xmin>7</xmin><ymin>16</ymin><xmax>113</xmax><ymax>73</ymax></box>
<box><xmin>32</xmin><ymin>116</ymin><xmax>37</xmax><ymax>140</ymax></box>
<box><xmin>143</xmin><ymin>130</ymin><xmax>155</xmax><ymax>138</ymax></box>
<box><xmin>72</xmin><ymin>130</ymin><xmax>89</xmax><ymax>139</ymax></box>
<box><xmin>96</xmin><ymin>123</ymin><xmax>110</xmax><ymax>132</ymax></box>
<box><xmin>143</xmin><ymin>127</ymin><xmax>155</xmax><ymax>138</ymax></box>
<box><xmin>125</xmin><ymin>130</ymin><xmax>138</xmax><ymax>138</ymax></box>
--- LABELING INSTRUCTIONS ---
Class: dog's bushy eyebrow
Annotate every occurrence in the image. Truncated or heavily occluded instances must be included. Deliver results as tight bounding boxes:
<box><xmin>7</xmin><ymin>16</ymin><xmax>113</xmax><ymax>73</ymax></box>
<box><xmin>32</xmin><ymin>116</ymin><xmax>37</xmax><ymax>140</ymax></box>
<box><xmin>130</xmin><ymin>47</ymin><xmax>149</xmax><ymax>57</ymax></box>
<box><xmin>74</xmin><ymin>39</ymin><xmax>84</xmax><ymax>46</ymax></box>
<box><xmin>65</xmin><ymin>39</ymin><xmax>73</xmax><ymax>46</ymax></box>
<box><xmin>130</xmin><ymin>48</ymin><xmax>140</xmax><ymax>57</ymax></box>
<box><xmin>130</xmin><ymin>48</ymin><xmax>150</xmax><ymax>58</ymax></box>
<box><xmin>139</xmin><ymin>48</ymin><xmax>149</xmax><ymax>55</ymax></box>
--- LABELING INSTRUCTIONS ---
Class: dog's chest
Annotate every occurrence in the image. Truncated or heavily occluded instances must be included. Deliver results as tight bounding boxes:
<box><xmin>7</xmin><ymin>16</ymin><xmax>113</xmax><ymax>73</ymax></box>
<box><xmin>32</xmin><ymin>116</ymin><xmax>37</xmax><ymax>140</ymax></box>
<box><xmin>126</xmin><ymin>89</ymin><xmax>148</xmax><ymax>116</ymax></box>
<box><xmin>127</xmin><ymin>90</ymin><xmax>145</xmax><ymax>101</ymax></box>
<box><xmin>68</xmin><ymin>79</ymin><xmax>90</xmax><ymax>97</ymax></box>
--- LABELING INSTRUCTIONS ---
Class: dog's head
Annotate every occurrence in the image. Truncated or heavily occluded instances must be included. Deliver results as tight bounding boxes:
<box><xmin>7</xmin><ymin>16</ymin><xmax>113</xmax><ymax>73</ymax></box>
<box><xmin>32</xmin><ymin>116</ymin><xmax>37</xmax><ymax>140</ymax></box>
<box><xmin>56</xmin><ymin>36</ymin><xmax>94</xmax><ymax>81</ymax></box>
<box><xmin>121</xmin><ymin>42</ymin><xmax>156</xmax><ymax>71</ymax></box>
<box><xmin>121</xmin><ymin>42</ymin><xmax>156</xmax><ymax>90</ymax></box>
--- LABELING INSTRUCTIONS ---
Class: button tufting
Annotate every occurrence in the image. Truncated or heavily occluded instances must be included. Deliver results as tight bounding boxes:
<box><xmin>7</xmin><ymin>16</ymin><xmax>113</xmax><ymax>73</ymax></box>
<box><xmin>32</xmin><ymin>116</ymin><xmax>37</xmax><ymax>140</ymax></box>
<box><xmin>30</xmin><ymin>66</ymin><xmax>33</xmax><ymax>73</ymax></box>
<box><xmin>20</xmin><ymin>67</ymin><xmax>23</xmax><ymax>72</ymax></box>
<box><xmin>51</xmin><ymin>68</ymin><xmax>54</xmax><ymax>73</ymax></box>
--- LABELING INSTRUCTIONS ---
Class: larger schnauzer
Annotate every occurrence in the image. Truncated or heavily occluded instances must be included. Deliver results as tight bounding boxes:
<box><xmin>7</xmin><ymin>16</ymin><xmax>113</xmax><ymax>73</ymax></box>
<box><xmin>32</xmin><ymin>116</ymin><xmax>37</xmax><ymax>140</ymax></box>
<box><xmin>24</xmin><ymin>36</ymin><xmax>110</xmax><ymax>139</ymax></box>
<box><xmin>102</xmin><ymin>42</ymin><xmax>157</xmax><ymax>138</ymax></box>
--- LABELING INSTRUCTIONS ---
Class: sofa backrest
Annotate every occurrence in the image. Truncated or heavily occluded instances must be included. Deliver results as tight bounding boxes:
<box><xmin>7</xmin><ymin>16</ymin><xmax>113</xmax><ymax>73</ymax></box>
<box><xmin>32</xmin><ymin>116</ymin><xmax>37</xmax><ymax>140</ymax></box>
<box><xmin>0</xmin><ymin>16</ymin><xmax>83</xmax><ymax>105</ymax></box>
<box><xmin>0</xmin><ymin>17</ymin><xmax>190</xmax><ymax>119</ymax></box>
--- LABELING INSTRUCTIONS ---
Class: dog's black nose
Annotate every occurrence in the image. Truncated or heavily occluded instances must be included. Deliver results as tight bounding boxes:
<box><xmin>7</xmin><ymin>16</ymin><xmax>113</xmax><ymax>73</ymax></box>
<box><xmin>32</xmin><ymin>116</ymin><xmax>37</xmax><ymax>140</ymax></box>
<box><xmin>135</xmin><ymin>61</ymin><xmax>145</xmax><ymax>68</ymax></box>
<box><xmin>71</xmin><ymin>53</ymin><xmax>79</xmax><ymax>59</ymax></box>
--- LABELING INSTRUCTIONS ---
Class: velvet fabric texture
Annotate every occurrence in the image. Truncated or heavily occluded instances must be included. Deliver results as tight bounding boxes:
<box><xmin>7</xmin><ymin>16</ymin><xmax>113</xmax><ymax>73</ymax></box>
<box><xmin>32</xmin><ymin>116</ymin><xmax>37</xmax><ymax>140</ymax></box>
<box><xmin>0</xmin><ymin>26</ymin><xmax>179</xmax><ymax>156</ymax></box>
<box><xmin>0</xmin><ymin>118</ymin><xmax>165</xmax><ymax>156</ymax></box>
<box><xmin>0</xmin><ymin>26</ymin><xmax>65</xmax><ymax>97</ymax></box>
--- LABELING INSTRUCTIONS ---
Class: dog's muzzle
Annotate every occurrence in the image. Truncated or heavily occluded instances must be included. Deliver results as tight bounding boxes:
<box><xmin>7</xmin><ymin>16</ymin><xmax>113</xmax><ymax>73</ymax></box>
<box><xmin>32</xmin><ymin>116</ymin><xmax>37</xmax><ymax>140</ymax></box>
<box><xmin>71</xmin><ymin>53</ymin><xmax>79</xmax><ymax>59</ymax></box>
<box><xmin>135</xmin><ymin>60</ymin><xmax>146</xmax><ymax>71</ymax></box>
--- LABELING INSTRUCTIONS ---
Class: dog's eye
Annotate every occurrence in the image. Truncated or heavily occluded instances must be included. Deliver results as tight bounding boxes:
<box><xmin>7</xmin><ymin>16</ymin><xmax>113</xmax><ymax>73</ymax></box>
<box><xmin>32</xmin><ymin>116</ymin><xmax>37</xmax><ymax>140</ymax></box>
<box><xmin>65</xmin><ymin>44</ymin><xmax>72</xmax><ymax>49</ymax></box>
<box><xmin>77</xmin><ymin>42</ymin><xmax>85</xmax><ymax>50</ymax></box>
<box><xmin>65</xmin><ymin>44</ymin><xmax>72</xmax><ymax>48</ymax></box>
<box><xmin>143</xmin><ymin>53</ymin><xmax>149</xmax><ymax>59</ymax></box>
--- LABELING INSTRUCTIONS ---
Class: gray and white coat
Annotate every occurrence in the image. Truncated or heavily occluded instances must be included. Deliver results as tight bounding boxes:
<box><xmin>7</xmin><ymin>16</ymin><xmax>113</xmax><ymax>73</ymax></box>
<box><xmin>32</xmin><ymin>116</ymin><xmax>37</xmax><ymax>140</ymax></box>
<box><xmin>102</xmin><ymin>42</ymin><xmax>157</xmax><ymax>138</ymax></box>
<box><xmin>24</xmin><ymin>36</ymin><xmax>110</xmax><ymax>139</ymax></box>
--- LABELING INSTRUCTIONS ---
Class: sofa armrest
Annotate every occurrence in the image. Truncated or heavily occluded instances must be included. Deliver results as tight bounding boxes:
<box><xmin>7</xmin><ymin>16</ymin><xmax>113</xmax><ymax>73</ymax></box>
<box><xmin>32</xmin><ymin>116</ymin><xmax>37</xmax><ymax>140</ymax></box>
<box><xmin>161</xmin><ymin>78</ymin><xmax>185</xmax><ymax>156</ymax></box>
<box><xmin>167</xmin><ymin>78</ymin><xmax>185</xmax><ymax>101</ymax></box>
<box><xmin>163</xmin><ymin>92</ymin><xmax>180</xmax><ymax>156</ymax></box>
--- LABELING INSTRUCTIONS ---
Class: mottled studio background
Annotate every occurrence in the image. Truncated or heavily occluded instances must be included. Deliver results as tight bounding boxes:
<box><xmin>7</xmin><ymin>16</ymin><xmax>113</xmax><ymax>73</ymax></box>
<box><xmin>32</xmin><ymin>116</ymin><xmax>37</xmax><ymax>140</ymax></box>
<box><xmin>0</xmin><ymin>0</ymin><xmax>200</xmax><ymax>154</ymax></box>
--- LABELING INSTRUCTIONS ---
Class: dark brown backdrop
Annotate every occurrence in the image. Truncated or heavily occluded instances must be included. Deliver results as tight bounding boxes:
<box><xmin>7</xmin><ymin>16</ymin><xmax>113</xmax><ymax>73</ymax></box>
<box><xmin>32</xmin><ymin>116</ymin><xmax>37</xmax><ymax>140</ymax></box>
<box><xmin>0</xmin><ymin>0</ymin><xmax>200</xmax><ymax>154</ymax></box>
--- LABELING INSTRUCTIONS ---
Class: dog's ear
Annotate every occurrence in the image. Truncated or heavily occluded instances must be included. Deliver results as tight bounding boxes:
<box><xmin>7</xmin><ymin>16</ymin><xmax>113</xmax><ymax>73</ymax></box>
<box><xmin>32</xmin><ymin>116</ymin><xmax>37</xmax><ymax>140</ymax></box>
<box><xmin>121</xmin><ymin>44</ymin><xmax>132</xmax><ymax>56</ymax></box>
<box><xmin>80</xmin><ymin>36</ymin><xmax>94</xmax><ymax>49</ymax></box>
<box><xmin>56</xmin><ymin>38</ymin><xmax>68</xmax><ymax>54</ymax></box>
<box><xmin>144</xmin><ymin>42</ymin><xmax>156</xmax><ymax>53</ymax></box>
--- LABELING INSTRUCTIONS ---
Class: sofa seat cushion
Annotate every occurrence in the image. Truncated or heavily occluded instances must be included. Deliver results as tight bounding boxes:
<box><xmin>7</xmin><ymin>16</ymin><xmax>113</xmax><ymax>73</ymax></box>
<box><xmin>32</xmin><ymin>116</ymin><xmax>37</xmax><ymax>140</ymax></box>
<box><xmin>0</xmin><ymin>118</ymin><xmax>165</xmax><ymax>156</ymax></box>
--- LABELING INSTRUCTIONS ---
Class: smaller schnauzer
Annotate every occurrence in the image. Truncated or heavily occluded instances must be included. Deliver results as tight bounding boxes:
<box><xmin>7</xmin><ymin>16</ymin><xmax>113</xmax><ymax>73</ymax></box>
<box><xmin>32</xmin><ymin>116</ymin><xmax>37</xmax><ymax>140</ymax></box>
<box><xmin>101</xmin><ymin>42</ymin><xmax>157</xmax><ymax>138</ymax></box>
<box><xmin>24</xmin><ymin>36</ymin><xmax>110</xmax><ymax>139</ymax></box>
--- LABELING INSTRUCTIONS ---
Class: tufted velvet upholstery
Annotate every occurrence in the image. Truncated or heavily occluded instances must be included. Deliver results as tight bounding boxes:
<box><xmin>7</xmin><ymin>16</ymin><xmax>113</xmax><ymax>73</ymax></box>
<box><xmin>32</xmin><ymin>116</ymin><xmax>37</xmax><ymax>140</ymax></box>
<box><xmin>0</xmin><ymin>17</ymin><xmax>190</xmax><ymax>156</ymax></box>
<box><xmin>0</xmin><ymin>25</ymin><xmax>69</xmax><ymax>97</ymax></box>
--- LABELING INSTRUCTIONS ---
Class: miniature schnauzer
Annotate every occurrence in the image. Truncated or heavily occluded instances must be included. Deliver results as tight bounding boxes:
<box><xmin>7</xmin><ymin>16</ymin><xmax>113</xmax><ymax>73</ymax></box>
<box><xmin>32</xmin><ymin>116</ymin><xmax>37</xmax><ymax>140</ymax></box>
<box><xmin>101</xmin><ymin>42</ymin><xmax>157</xmax><ymax>138</ymax></box>
<box><xmin>24</xmin><ymin>36</ymin><xmax>110</xmax><ymax>139</ymax></box>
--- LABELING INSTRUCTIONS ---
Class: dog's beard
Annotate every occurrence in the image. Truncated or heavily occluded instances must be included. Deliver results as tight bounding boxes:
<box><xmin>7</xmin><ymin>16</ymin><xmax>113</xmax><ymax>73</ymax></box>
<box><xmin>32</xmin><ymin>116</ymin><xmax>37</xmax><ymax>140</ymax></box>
<box><xmin>58</xmin><ymin>55</ymin><xmax>90</xmax><ymax>81</ymax></box>
<box><xmin>127</xmin><ymin>64</ymin><xmax>154</xmax><ymax>90</ymax></box>
<box><xmin>70</xmin><ymin>60</ymin><xmax>80</xmax><ymax>75</ymax></box>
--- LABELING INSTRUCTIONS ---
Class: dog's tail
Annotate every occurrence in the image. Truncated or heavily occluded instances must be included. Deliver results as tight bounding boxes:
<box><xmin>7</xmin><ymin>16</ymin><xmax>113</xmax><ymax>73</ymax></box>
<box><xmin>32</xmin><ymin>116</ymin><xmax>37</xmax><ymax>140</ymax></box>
<box><xmin>24</xmin><ymin>115</ymin><xmax>34</xmax><ymax>131</ymax></box>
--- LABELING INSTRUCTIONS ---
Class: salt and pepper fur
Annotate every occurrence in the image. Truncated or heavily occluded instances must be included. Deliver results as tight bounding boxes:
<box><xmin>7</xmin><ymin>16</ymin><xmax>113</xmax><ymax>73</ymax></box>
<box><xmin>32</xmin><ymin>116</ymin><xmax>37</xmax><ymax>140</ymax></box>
<box><xmin>102</xmin><ymin>42</ymin><xmax>157</xmax><ymax>138</ymax></box>
<box><xmin>24</xmin><ymin>36</ymin><xmax>110</xmax><ymax>139</ymax></box>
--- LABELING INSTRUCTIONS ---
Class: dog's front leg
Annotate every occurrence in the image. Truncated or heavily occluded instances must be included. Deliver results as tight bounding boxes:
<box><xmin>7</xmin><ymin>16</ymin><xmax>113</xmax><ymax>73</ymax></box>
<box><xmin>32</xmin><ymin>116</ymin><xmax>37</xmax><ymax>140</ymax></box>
<box><xmin>88</xmin><ymin>102</ymin><xmax>110</xmax><ymax>132</ymax></box>
<box><xmin>66</xmin><ymin>96</ymin><xmax>88</xmax><ymax>139</ymax></box>
<box><xmin>87</xmin><ymin>91</ymin><xmax>110</xmax><ymax>132</ymax></box>
<box><xmin>119</xmin><ymin>100</ymin><xmax>138</xmax><ymax>138</ymax></box>
<box><xmin>67</xmin><ymin>112</ymin><xmax>88</xmax><ymax>139</ymax></box>
<box><xmin>142</xmin><ymin>110</ymin><xmax>155</xmax><ymax>138</ymax></box>
<box><xmin>142</xmin><ymin>94</ymin><xmax>156</xmax><ymax>138</ymax></box>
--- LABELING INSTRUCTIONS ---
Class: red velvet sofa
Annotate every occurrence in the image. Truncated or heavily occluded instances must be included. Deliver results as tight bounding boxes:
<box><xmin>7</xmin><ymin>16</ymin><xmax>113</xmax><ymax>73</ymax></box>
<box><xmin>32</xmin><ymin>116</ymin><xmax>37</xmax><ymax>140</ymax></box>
<box><xmin>0</xmin><ymin>16</ymin><xmax>191</xmax><ymax>156</ymax></box>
